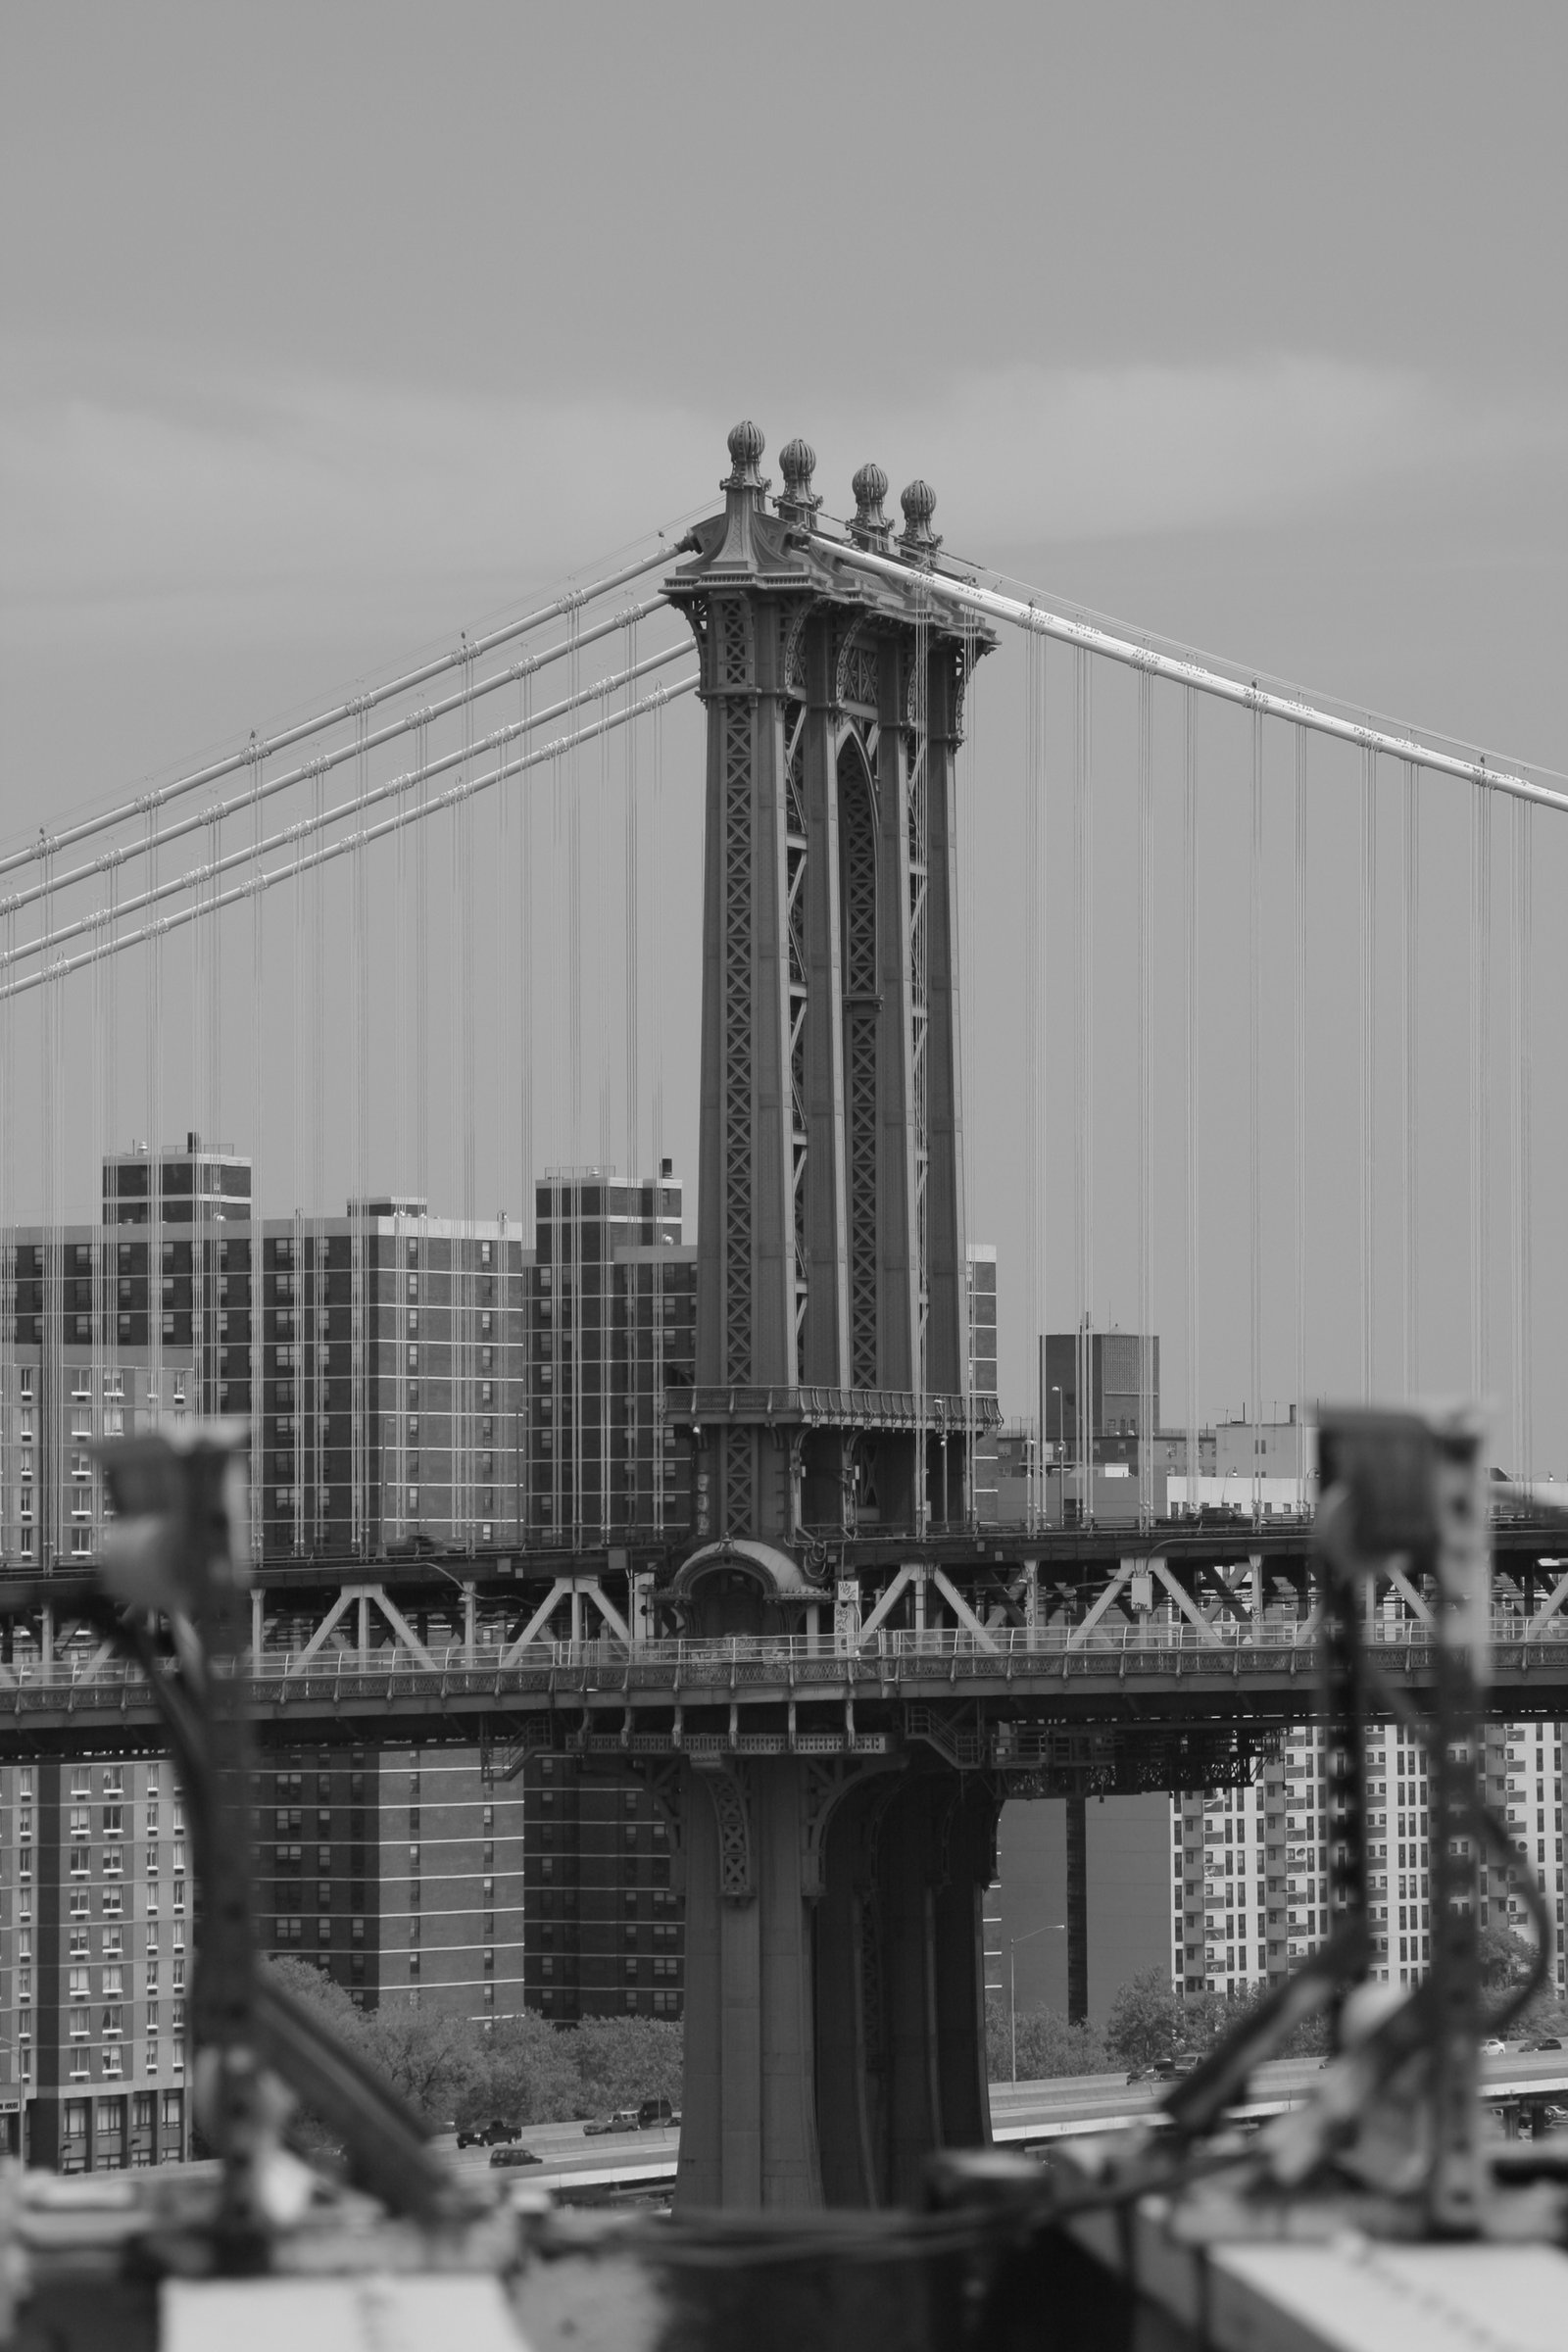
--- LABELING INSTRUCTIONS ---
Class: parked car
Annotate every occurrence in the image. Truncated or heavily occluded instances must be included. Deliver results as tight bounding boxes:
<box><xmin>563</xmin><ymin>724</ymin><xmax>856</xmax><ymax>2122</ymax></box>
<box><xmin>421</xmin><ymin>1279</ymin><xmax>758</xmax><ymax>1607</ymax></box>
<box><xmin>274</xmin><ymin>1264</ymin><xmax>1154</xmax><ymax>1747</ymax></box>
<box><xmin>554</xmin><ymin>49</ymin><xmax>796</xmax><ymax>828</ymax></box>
<box><xmin>489</xmin><ymin>2145</ymin><xmax>542</xmax><ymax>2169</ymax></box>
<box><xmin>457</xmin><ymin>2119</ymin><xmax>521</xmax><ymax>2149</ymax></box>
<box><xmin>584</xmin><ymin>2109</ymin><xmax>643</xmax><ymax>2136</ymax></box>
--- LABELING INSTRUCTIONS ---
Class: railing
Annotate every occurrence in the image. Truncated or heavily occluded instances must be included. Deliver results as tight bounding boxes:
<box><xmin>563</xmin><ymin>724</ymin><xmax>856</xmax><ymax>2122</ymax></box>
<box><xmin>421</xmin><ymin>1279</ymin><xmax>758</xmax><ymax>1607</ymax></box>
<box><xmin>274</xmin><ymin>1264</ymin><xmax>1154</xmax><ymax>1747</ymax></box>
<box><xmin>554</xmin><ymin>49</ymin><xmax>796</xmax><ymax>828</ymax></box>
<box><xmin>5</xmin><ymin>1610</ymin><xmax>1568</xmax><ymax>1700</ymax></box>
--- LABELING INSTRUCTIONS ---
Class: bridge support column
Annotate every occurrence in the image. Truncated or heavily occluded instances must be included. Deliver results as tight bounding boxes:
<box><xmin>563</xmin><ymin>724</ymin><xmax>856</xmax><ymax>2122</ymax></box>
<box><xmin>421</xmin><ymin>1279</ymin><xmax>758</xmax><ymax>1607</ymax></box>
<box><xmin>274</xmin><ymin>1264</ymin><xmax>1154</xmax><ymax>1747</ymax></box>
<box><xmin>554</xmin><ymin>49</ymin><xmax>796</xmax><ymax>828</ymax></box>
<box><xmin>1065</xmin><ymin>1794</ymin><xmax>1089</xmax><ymax>2024</ymax></box>
<box><xmin>677</xmin><ymin>1750</ymin><xmax>997</xmax><ymax>2212</ymax></box>
<box><xmin>677</xmin><ymin>1757</ymin><xmax>822</xmax><ymax>2209</ymax></box>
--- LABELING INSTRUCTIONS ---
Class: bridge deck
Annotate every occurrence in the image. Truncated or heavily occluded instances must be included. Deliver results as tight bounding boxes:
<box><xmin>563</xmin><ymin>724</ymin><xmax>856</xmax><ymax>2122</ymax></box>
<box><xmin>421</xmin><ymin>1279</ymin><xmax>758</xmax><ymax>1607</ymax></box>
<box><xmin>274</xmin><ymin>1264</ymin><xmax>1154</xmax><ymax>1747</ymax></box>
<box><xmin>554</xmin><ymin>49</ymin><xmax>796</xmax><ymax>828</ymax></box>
<box><xmin>3</xmin><ymin>1625</ymin><xmax>1567</xmax><ymax>1747</ymax></box>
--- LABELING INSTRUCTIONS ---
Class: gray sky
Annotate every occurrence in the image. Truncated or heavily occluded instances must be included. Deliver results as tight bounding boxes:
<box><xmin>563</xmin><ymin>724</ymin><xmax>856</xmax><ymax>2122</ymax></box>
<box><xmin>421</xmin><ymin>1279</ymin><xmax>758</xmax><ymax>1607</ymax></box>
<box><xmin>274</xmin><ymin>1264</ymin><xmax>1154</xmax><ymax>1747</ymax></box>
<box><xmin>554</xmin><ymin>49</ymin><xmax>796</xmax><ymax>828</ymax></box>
<box><xmin>3</xmin><ymin>2</ymin><xmax>1565</xmax><ymax>1447</ymax></box>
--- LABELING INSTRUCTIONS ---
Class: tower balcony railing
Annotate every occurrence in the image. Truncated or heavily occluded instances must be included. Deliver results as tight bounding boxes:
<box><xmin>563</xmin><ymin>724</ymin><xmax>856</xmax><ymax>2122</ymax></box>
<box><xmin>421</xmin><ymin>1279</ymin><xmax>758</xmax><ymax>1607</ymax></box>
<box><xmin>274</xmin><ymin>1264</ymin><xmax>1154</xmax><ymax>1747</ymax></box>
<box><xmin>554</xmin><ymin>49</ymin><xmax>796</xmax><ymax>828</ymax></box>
<box><xmin>663</xmin><ymin>1385</ymin><xmax>1003</xmax><ymax>1433</ymax></box>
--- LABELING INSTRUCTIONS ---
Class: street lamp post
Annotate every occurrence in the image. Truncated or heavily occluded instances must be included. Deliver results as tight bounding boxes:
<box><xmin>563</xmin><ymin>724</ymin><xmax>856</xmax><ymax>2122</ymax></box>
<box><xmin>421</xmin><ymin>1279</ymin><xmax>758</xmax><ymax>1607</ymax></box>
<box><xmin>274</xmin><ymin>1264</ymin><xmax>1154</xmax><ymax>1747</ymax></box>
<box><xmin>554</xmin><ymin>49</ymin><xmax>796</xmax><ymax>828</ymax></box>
<box><xmin>1009</xmin><ymin>1923</ymin><xmax>1067</xmax><ymax>2084</ymax></box>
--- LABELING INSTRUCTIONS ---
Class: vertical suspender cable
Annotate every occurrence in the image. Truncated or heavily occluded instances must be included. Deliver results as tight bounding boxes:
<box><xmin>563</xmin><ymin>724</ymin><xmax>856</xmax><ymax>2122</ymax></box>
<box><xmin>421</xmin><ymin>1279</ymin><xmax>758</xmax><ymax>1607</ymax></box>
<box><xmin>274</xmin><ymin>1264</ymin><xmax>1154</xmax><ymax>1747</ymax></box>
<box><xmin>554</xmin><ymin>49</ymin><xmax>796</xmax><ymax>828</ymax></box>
<box><xmin>0</xmin><ymin>896</ymin><xmax>14</xmax><ymax>1561</ymax></box>
<box><xmin>1072</xmin><ymin>651</ymin><xmax>1093</xmax><ymax>1524</ymax></box>
<box><xmin>958</xmin><ymin>608</ymin><xmax>979</xmax><ymax>1528</ymax></box>
<box><xmin>1470</xmin><ymin>781</ymin><xmax>1491</xmax><ymax>1401</ymax></box>
<box><xmin>415</xmin><ymin>714</ymin><xmax>430</xmax><ymax>1547</ymax></box>
<box><xmin>1401</xmin><ymin>760</ymin><xmax>1419</xmax><ymax>1397</ymax></box>
<box><xmin>624</xmin><ymin>613</ymin><xmax>640</xmax><ymax>1181</ymax></box>
<box><xmin>650</xmin><ymin>690</ymin><xmax>665</xmax><ymax>1539</ymax></box>
<box><xmin>1359</xmin><ymin>745</ymin><xmax>1376</xmax><ymax>1402</ymax></box>
<box><xmin>1510</xmin><ymin>798</ymin><xmax>1533</xmax><ymax>1481</ymax></box>
<box><xmin>1137</xmin><ymin>668</ymin><xmax>1152</xmax><ymax>1531</ymax></box>
<box><xmin>454</xmin><ymin>639</ymin><xmax>477</xmax><ymax>1550</ymax></box>
<box><xmin>911</xmin><ymin>571</ymin><xmax>931</xmax><ymax>1520</ymax></box>
<box><xmin>92</xmin><ymin>855</ymin><xmax>114</xmax><ymax>1556</ymax></box>
<box><xmin>1249</xmin><ymin>703</ymin><xmax>1263</xmax><ymax>1523</ymax></box>
<box><xmin>351</xmin><ymin>698</ymin><xmax>370</xmax><ymax>1558</ymax></box>
<box><xmin>598</xmin><ymin>674</ymin><xmax>612</xmax><ymax>1540</ymax></box>
<box><xmin>1024</xmin><ymin>621</ymin><xmax>1046</xmax><ymax>1526</ymax></box>
<box><xmin>291</xmin><ymin>799</ymin><xmax>307</xmax><ymax>1552</ymax></box>
<box><xmin>249</xmin><ymin>738</ymin><xmax>265</xmax><ymax>1564</ymax></box>
<box><xmin>1184</xmin><ymin>692</ymin><xmax>1200</xmax><ymax>1516</ymax></box>
<box><xmin>146</xmin><ymin>808</ymin><xmax>163</xmax><ymax>1430</ymax></box>
<box><xmin>517</xmin><ymin>665</ymin><xmax>534</xmax><ymax>1545</ymax></box>
<box><xmin>568</xmin><ymin>605</ymin><xmax>584</xmax><ymax>1165</ymax></box>
<box><xmin>40</xmin><ymin>837</ymin><xmax>58</xmax><ymax>1567</ymax></box>
<box><xmin>1294</xmin><ymin>728</ymin><xmax>1308</xmax><ymax>1488</ymax></box>
<box><xmin>312</xmin><ymin>762</ymin><xmax>325</xmax><ymax>1544</ymax></box>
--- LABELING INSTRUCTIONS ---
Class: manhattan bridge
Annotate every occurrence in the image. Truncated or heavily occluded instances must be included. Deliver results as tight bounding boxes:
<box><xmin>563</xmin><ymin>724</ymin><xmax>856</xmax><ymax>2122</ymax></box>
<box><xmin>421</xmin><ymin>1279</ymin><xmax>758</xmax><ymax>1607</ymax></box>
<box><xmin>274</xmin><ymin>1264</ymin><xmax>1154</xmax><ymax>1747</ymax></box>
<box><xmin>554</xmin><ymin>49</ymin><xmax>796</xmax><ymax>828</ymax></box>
<box><xmin>1</xmin><ymin>422</ymin><xmax>1565</xmax><ymax>2208</ymax></box>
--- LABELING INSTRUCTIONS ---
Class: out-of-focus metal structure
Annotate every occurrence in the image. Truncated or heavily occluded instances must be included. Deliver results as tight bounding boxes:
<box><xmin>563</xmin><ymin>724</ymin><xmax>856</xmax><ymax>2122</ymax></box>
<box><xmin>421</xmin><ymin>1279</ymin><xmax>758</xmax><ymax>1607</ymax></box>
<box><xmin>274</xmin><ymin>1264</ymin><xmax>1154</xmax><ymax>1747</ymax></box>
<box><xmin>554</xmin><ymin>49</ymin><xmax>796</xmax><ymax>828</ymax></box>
<box><xmin>3</xmin><ymin>1406</ymin><xmax>1568</xmax><ymax>2348</ymax></box>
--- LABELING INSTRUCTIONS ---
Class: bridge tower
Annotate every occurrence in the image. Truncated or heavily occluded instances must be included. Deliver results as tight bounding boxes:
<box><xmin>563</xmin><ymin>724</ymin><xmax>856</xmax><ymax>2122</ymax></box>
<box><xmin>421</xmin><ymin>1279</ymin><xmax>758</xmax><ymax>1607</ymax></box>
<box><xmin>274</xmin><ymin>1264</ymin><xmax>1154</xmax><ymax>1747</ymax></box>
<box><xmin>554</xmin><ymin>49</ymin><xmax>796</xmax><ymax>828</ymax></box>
<box><xmin>661</xmin><ymin>424</ymin><xmax>998</xmax><ymax>2208</ymax></box>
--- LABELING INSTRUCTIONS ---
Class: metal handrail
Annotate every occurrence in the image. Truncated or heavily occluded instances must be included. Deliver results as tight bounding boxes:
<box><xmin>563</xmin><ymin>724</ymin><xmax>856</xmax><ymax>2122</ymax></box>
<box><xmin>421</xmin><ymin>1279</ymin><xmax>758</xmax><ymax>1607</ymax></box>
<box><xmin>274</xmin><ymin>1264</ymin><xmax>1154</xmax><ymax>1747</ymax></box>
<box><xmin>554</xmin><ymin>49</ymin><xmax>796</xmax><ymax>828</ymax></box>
<box><xmin>3</xmin><ymin>1609</ymin><xmax>1564</xmax><ymax>1696</ymax></box>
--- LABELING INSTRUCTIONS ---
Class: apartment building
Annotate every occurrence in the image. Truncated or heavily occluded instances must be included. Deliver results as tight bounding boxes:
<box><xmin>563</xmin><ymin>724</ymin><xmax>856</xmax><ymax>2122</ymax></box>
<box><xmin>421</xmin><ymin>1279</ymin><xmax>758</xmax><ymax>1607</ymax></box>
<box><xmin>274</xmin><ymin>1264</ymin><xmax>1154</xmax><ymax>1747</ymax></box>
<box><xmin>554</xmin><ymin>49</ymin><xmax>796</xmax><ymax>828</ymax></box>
<box><xmin>527</xmin><ymin>1165</ymin><xmax>694</xmax><ymax>1544</ymax></box>
<box><xmin>519</xmin><ymin>1752</ymin><xmax>682</xmax><ymax>2024</ymax></box>
<box><xmin>1</xmin><ymin>1756</ymin><xmax>189</xmax><ymax>2172</ymax></box>
<box><xmin>371</xmin><ymin>1744</ymin><xmax>526</xmax><ymax>2019</ymax></box>
<box><xmin>1171</xmin><ymin>1716</ymin><xmax>1568</xmax><ymax>2002</ymax></box>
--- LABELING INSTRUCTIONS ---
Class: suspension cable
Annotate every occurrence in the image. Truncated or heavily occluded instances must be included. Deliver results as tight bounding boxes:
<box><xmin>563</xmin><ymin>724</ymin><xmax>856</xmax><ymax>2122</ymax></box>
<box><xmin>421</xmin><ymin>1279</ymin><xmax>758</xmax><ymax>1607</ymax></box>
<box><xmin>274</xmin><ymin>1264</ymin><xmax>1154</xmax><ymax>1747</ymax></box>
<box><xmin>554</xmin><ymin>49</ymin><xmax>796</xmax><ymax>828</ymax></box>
<box><xmin>0</xmin><ymin>554</ymin><xmax>676</xmax><ymax>882</ymax></box>
<box><xmin>828</xmin><ymin>539</ymin><xmax>1563</xmax><ymax>814</ymax></box>
<box><xmin>0</xmin><ymin>675</ymin><xmax>699</xmax><ymax>1004</ymax></box>
<box><xmin>0</xmin><ymin>643</ymin><xmax>689</xmax><ymax>979</ymax></box>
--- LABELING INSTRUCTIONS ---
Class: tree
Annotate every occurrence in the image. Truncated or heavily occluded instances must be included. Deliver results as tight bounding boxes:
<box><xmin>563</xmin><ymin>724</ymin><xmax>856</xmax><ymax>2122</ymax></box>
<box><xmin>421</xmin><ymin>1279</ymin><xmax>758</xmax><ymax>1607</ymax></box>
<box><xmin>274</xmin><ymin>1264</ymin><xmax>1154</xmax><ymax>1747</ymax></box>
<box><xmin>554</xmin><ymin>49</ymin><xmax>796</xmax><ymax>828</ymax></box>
<box><xmin>1104</xmin><ymin>1969</ymin><xmax>1186</xmax><ymax>2068</ymax></box>
<box><xmin>458</xmin><ymin>2011</ymin><xmax>584</xmax><ymax>2129</ymax></box>
<box><xmin>1478</xmin><ymin>1922</ymin><xmax>1537</xmax><ymax>1993</ymax></box>
<box><xmin>984</xmin><ymin>1997</ymin><xmax>1106</xmax><ymax>2083</ymax></box>
<box><xmin>570</xmin><ymin>2016</ymin><xmax>685</xmax><ymax>2115</ymax></box>
<box><xmin>262</xmin><ymin>1953</ymin><xmax>368</xmax><ymax>2046</ymax></box>
<box><xmin>361</xmin><ymin>2000</ymin><xmax>480</xmax><ymax>2129</ymax></box>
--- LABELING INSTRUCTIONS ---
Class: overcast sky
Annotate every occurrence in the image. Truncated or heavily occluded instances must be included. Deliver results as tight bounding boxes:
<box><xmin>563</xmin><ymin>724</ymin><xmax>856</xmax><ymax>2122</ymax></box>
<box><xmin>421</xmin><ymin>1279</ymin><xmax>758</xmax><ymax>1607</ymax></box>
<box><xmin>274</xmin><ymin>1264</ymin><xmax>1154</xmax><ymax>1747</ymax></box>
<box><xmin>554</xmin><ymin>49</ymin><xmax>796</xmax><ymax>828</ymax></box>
<box><xmin>5</xmin><ymin>2</ymin><xmax>1563</xmax><ymax>812</ymax></box>
<box><xmin>2</xmin><ymin>2</ymin><xmax>1565</xmax><ymax>1444</ymax></box>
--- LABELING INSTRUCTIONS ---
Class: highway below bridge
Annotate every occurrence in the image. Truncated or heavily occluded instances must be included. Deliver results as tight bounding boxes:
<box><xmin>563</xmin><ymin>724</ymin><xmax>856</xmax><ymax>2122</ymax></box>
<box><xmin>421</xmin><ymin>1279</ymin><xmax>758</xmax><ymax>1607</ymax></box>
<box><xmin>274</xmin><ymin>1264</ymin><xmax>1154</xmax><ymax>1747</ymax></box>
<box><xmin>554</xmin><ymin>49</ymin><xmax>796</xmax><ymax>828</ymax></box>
<box><xmin>441</xmin><ymin>2050</ymin><xmax>1568</xmax><ymax>2205</ymax></box>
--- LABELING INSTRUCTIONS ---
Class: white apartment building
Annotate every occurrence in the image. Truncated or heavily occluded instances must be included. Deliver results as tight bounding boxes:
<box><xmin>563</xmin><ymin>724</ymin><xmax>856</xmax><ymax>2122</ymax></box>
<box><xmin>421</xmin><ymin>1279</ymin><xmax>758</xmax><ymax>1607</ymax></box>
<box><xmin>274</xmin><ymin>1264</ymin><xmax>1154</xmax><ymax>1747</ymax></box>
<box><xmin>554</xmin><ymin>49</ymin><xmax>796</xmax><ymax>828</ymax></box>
<box><xmin>1170</xmin><ymin>1716</ymin><xmax>1566</xmax><ymax>2002</ymax></box>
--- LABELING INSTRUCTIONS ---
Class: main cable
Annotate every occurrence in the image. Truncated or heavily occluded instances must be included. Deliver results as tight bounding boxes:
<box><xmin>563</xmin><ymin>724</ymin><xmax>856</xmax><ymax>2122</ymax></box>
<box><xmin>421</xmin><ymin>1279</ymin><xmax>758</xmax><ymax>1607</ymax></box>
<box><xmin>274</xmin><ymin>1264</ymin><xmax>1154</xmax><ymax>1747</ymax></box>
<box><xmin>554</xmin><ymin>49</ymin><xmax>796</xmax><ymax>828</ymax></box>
<box><xmin>2</xmin><ymin>551</ymin><xmax>675</xmax><ymax>882</ymax></box>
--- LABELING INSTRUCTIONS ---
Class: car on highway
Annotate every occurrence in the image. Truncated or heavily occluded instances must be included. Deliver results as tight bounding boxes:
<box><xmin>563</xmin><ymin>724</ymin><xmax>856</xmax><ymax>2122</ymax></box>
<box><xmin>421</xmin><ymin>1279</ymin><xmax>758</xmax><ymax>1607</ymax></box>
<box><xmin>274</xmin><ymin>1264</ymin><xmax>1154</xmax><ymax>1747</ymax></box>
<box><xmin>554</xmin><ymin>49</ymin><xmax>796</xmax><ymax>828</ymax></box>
<box><xmin>1149</xmin><ymin>2053</ymin><xmax>1200</xmax><ymax>2079</ymax></box>
<box><xmin>1480</xmin><ymin>2038</ymin><xmax>1507</xmax><ymax>2056</ymax></box>
<box><xmin>457</xmin><ymin>2119</ymin><xmax>522</xmax><ymax>2149</ymax></box>
<box><xmin>637</xmin><ymin>2097</ymin><xmax>679</xmax><ymax>2129</ymax></box>
<box><xmin>584</xmin><ymin>2109</ymin><xmax>643</xmax><ymax>2135</ymax></box>
<box><xmin>1528</xmin><ymin>2036</ymin><xmax>1563</xmax><ymax>2051</ymax></box>
<box><xmin>489</xmin><ymin>2145</ymin><xmax>542</xmax><ymax>2169</ymax></box>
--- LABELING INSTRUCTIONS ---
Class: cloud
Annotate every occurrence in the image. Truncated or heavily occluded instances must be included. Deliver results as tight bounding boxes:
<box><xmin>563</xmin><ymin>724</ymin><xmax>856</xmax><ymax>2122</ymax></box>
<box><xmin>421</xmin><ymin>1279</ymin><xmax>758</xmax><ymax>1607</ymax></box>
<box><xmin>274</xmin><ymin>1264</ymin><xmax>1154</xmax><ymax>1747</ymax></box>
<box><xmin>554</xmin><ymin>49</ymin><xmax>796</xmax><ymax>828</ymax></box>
<box><xmin>1</xmin><ymin>350</ymin><xmax>1556</xmax><ymax>657</ymax></box>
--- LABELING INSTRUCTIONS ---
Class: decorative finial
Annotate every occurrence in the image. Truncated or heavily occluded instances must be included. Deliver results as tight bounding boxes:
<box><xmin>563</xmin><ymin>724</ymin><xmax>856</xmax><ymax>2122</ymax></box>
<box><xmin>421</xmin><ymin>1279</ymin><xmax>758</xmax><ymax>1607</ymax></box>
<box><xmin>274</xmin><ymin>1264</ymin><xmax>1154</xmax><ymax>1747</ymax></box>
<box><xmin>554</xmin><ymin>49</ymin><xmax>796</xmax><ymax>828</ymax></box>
<box><xmin>851</xmin><ymin>462</ymin><xmax>890</xmax><ymax>549</ymax></box>
<box><xmin>724</xmin><ymin>420</ymin><xmax>766</xmax><ymax>493</ymax></box>
<box><xmin>777</xmin><ymin>437</ymin><xmax>821</xmax><ymax>527</ymax></box>
<box><xmin>899</xmin><ymin>479</ymin><xmax>941</xmax><ymax>564</ymax></box>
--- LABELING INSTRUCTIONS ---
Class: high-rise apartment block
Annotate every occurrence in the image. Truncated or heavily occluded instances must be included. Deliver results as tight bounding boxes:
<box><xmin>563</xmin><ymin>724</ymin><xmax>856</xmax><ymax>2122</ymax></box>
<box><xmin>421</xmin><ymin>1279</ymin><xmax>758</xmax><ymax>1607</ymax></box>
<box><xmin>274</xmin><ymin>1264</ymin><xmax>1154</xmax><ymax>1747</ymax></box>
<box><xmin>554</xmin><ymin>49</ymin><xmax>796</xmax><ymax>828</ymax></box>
<box><xmin>0</xmin><ymin>1756</ymin><xmax>190</xmax><ymax>2172</ymax></box>
<box><xmin>1171</xmin><ymin>1717</ymin><xmax>1566</xmax><ymax>2002</ymax></box>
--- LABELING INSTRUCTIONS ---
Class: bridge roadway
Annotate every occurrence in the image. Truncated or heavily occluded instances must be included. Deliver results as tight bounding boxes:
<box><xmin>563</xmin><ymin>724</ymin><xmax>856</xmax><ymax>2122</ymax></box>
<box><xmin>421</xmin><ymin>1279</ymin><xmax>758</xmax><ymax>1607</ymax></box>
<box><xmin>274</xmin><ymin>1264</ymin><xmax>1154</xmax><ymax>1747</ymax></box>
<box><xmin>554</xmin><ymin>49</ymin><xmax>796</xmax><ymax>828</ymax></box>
<box><xmin>2</xmin><ymin>1616</ymin><xmax>1568</xmax><ymax>1756</ymax></box>
<box><xmin>438</xmin><ymin>2051</ymin><xmax>1568</xmax><ymax>2203</ymax></box>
